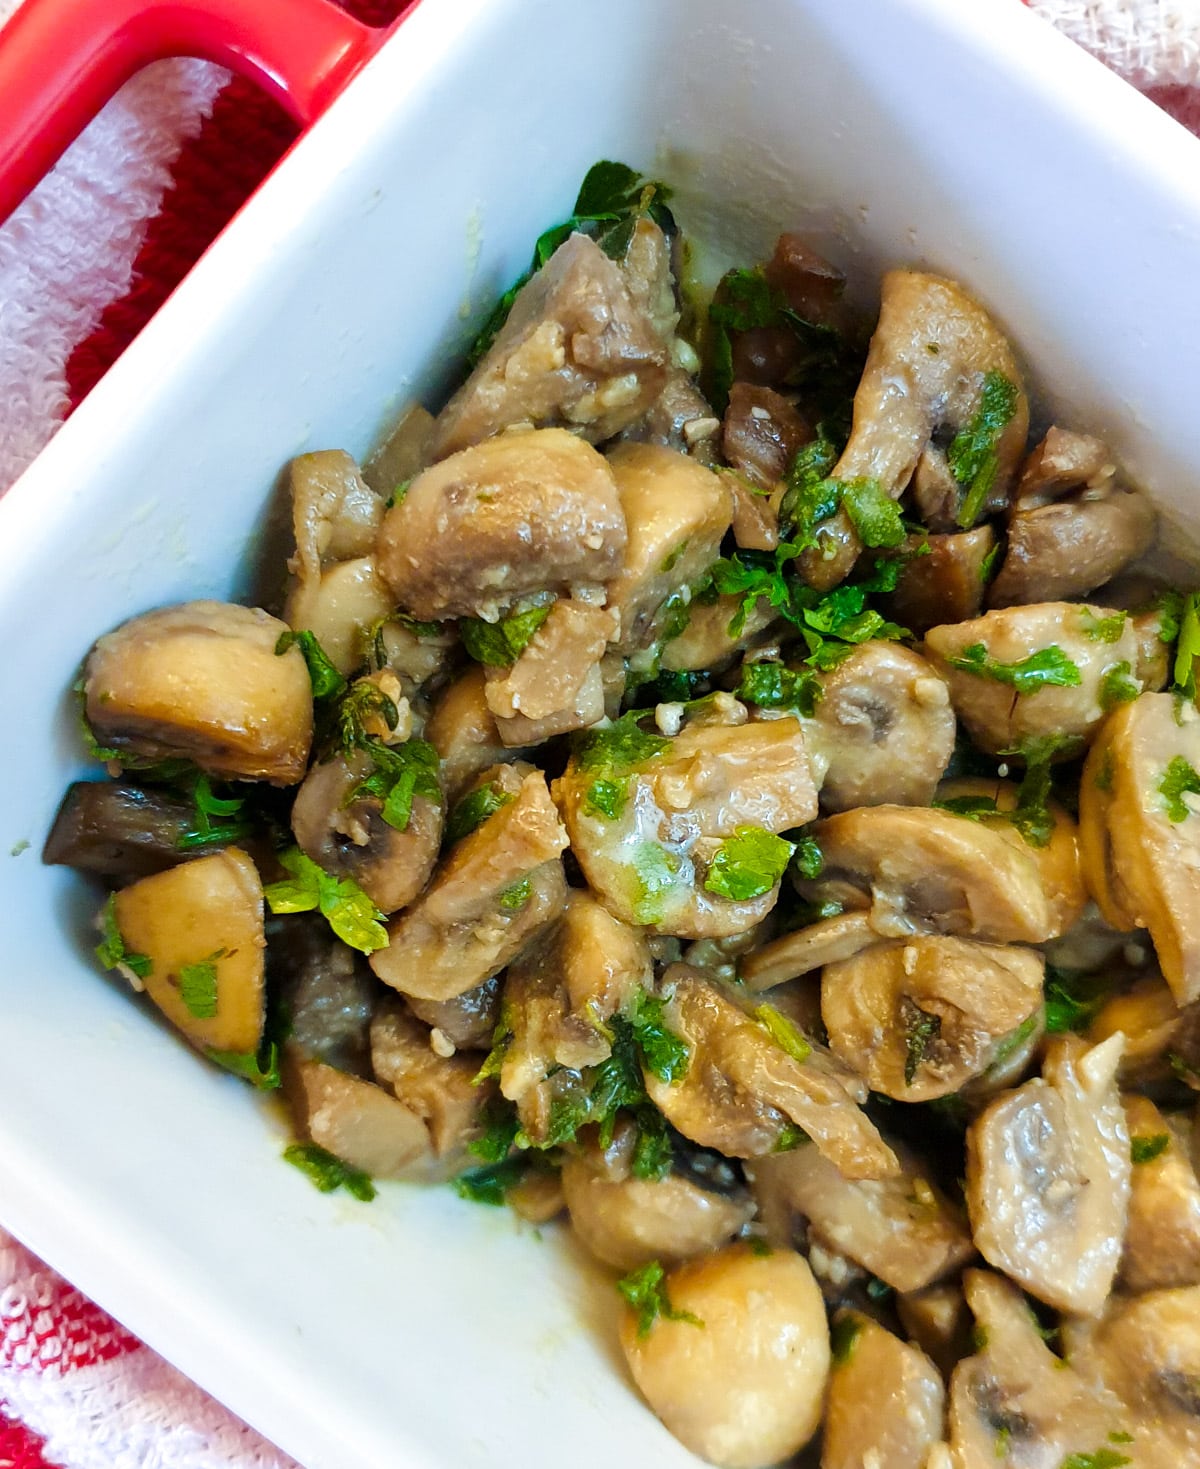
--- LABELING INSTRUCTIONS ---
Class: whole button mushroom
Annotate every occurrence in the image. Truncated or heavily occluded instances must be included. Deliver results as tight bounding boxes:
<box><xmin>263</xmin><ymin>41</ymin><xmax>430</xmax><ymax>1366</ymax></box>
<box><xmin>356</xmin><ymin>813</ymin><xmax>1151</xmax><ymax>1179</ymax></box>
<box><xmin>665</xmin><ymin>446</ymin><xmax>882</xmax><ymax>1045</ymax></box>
<box><xmin>619</xmin><ymin>1242</ymin><xmax>830</xmax><ymax>1469</ymax></box>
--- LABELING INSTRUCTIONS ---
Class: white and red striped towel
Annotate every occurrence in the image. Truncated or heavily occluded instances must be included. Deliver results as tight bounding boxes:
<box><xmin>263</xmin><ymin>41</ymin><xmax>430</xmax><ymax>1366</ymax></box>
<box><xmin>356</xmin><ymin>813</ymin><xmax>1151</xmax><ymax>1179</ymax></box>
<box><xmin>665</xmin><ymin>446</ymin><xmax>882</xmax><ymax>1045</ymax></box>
<box><xmin>2</xmin><ymin>1</ymin><xmax>1198</xmax><ymax>1464</ymax></box>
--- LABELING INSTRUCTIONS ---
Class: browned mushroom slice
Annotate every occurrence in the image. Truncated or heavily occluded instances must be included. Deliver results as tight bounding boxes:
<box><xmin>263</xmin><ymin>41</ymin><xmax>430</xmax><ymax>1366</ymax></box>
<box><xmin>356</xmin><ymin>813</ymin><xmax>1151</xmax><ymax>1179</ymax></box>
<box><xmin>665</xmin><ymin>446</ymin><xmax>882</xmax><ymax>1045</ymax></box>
<box><xmin>288</xmin><ymin>449</ymin><xmax>385</xmax><ymax>585</ymax></box>
<box><xmin>805</xmin><ymin>642</ymin><xmax>955</xmax><ymax>811</ymax></box>
<box><xmin>748</xmin><ymin>1134</ymin><xmax>972</xmax><ymax>1292</ymax></box>
<box><xmin>739</xmin><ymin>912</ymin><xmax>877</xmax><ymax>992</ymax></box>
<box><xmin>482</xmin><ymin>600</ymin><xmax>615</xmax><ymax>745</ymax></box>
<box><xmin>1014</xmin><ymin>426</ymin><xmax>1117</xmax><ymax>508</ymax></box>
<box><xmin>795</xmin><ymin>271</ymin><xmax>1028</xmax><ymax>591</ymax></box>
<box><xmin>283</xmin><ymin>556</ymin><xmax>394</xmax><ymax>677</ymax></box>
<box><xmin>796</xmin><ymin>805</ymin><xmax>1049</xmax><ymax>944</ymax></box>
<box><xmin>405</xmin><ymin>974</ymin><xmax>503</xmax><ymax>1052</ymax></box>
<box><xmin>1078</xmin><ymin>692</ymin><xmax>1200</xmax><ymax>1004</ymax></box>
<box><xmin>947</xmin><ymin>1269</ymin><xmax>1127</xmax><ymax>1467</ymax></box>
<box><xmin>370</xmin><ymin>768</ymin><xmax>568</xmax><ymax>1001</ymax></box>
<box><xmin>989</xmin><ymin>489</ymin><xmax>1157</xmax><ymax>609</ymax></box>
<box><xmin>1088</xmin><ymin>971</ymin><xmax>1200</xmax><ymax>1087</ymax></box>
<box><xmin>361</xmin><ymin>402</ymin><xmax>435</xmax><ymax>498</ymax></box>
<box><xmin>84</xmin><ymin>601</ymin><xmax>314</xmax><ymax>785</ymax></box>
<box><xmin>934</xmin><ymin>776</ymin><xmax>1087</xmax><ymax>940</ymax></box>
<box><xmin>44</xmin><ymin>781</ymin><xmax>211</xmax><ymax>880</ymax></box>
<box><xmin>896</xmin><ymin>1280</ymin><xmax>974</xmax><ymax>1381</ymax></box>
<box><xmin>561</xmin><ymin>1123</ymin><xmax>752</xmax><ymax>1272</ymax></box>
<box><xmin>290</xmin><ymin>746</ymin><xmax>442</xmax><ymax>916</ymax></box>
<box><xmin>822</xmin><ymin>937</ymin><xmax>1044</xmax><ymax>1101</ymax></box>
<box><xmin>430</xmin><ymin>233</ymin><xmax>668</xmax><ymax>459</ymax></box>
<box><xmin>1118</xmin><ymin>1095</ymin><xmax>1200</xmax><ymax>1292</ymax></box>
<box><xmin>425</xmin><ymin>667</ymin><xmax>535</xmax><ymax>800</ymax></box>
<box><xmin>603</xmin><ymin>442</ymin><xmax>733</xmax><ymax>656</ymax></box>
<box><xmin>284</xmin><ymin>1054</ymin><xmax>432</xmax><ymax>1178</ymax></box>
<box><xmin>369</xmin><ymin>996</ymin><xmax>482</xmax><ymax>1158</ymax></box>
<box><xmin>660</xmin><ymin>594</ymin><xmax>781</xmax><ymax>676</ymax></box>
<box><xmin>375</xmin><ymin>428</ymin><xmax>626</xmax><ymax>622</ymax></box>
<box><xmin>822</xmin><ymin>1311</ymin><xmax>945</xmax><ymax>1469</ymax></box>
<box><xmin>966</xmin><ymin>1033</ymin><xmax>1130</xmax><ymax>1315</ymax></box>
<box><xmin>722</xmin><ymin>382</ymin><xmax>811</xmax><ymax>491</ymax></box>
<box><xmin>555</xmin><ymin>716</ymin><xmax>816</xmax><ymax>940</ymax></box>
<box><xmin>924</xmin><ymin>601</ymin><xmax>1148</xmax><ymax>755</ymax></box>
<box><xmin>268</xmin><ymin>918</ymin><xmax>376</xmax><ymax>1076</ymax></box>
<box><xmin>649</xmin><ymin>971</ymin><xmax>897</xmax><ymax>1177</ymax></box>
<box><xmin>882</xmin><ymin>526</ymin><xmax>995</xmax><ymax>637</ymax></box>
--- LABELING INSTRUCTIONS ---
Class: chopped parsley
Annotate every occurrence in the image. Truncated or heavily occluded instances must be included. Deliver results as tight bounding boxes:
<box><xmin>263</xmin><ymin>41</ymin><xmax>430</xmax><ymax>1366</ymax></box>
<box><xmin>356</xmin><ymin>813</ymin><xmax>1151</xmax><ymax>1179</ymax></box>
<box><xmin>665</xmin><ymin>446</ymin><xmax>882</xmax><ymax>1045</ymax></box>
<box><xmin>792</xmin><ymin>834</ymin><xmax>824</xmax><ymax>880</ymax></box>
<box><xmin>283</xmin><ymin>1142</ymin><xmax>376</xmax><ymax>1201</ymax></box>
<box><xmin>1058</xmin><ymin>1450</ymin><xmax>1131</xmax><ymax>1469</ymax></box>
<box><xmin>575</xmin><ymin>714</ymin><xmax>671</xmax><ymax>777</ymax></box>
<box><xmin>445</xmin><ymin>781</ymin><xmax>514</xmax><ymax>844</ymax></box>
<box><xmin>979</xmin><ymin>540</ymin><xmax>1002</xmax><ymax>584</ymax></box>
<box><xmin>178</xmin><ymin>954</ymin><xmax>222</xmax><ymax>1019</ymax></box>
<box><xmin>275</xmin><ymin>629</ymin><xmax>346</xmax><ymax>700</ymax></box>
<box><xmin>454</xmin><ymin>1157</ymin><xmax>530</xmax><ymax>1206</ymax></box>
<box><xmin>754</xmin><ymin>1004</ymin><xmax>812</xmax><ymax>1064</ymax></box>
<box><xmin>990</xmin><ymin>1012</ymin><xmax>1039</xmax><ymax>1069</ymax></box>
<box><xmin>472</xmin><ymin>1006</ymin><xmax>515</xmax><ymax>1087</ymax></box>
<box><xmin>778</xmin><ymin>430</ymin><xmax>841</xmax><ymax>548</ymax></box>
<box><xmin>498</xmin><ymin>876</ymin><xmax>533</xmax><ymax>911</ymax></box>
<box><xmin>1131</xmin><ymin>1133</ymin><xmax>1170</xmax><ymax>1165</ymax></box>
<box><xmin>94</xmin><ymin>894</ymin><xmax>151</xmax><ymax>979</ymax></box>
<box><xmin>704</xmin><ymin>826</ymin><xmax>795</xmax><ymax>901</ymax></box>
<box><xmin>334</xmin><ymin>679</ymin><xmax>399</xmax><ymax>752</ymax></box>
<box><xmin>176</xmin><ymin>774</ymin><xmax>253</xmax><ymax>851</ymax></box>
<box><xmin>460</xmin><ymin>603</ymin><xmax>553</xmax><ymax>666</ymax></box>
<box><xmin>1043</xmin><ymin>967</ymin><xmax>1111</xmax><ymax>1034</ymax></box>
<box><xmin>630</xmin><ymin>993</ymin><xmax>690</xmax><ymax>1082</ymax></box>
<box><xmin>1094</xmin><ymin>748</ymin><xmax>1115</xmax><ymax>793</ymax></box>
<box><xmin>616</xmin><ymin>1260</ymin><xmax>703</xmax><ymax>1339</ymax></box>
<box><xmin>838</xmin><ymin>477</ymin><xmax>907</xmax><ymax>549</ymax></box>
<box><xmin>830</xmin><ymin>1313</ymin><xmax>863</xmax><ymax>1365</ymax></box>
<box><xmin>1099</xmin><ymin>661</ymin><xmax>1140</xmax><ymax>711</ymax></box>
<box><xmin>468</xmin><ymin>1092</ymin><xmax>521</xmax><ymax>1159</ymax></box>
<box><xmin>1160</xmin><ymin>756</ymin><xmax>1200</xmax><ymax>822</ymax></box>
<box><xmin>205</xmin><ymin>1040</ymin><xmax>282</xmax><ymax>1090</ymax></box>
<box><xmin>344</xmin><ymin>737</ymin><xmax>442</xmax><ymax>833</ymax></box>
<box><xmin>1079</xmin><ymin>609</ymin><xmax>1127</xmax><ymax>643</ymax></box>
<box><xmin>263</xmin><ymin>847</ymin><xmax>389</xmax><ymax>954</ymax></box>
<box><xmin>902</xmin><ymin>997</ymin><xmax>942</xmax><ymax>1087</ymax></box>
<box><xmin>944</xmin><ymin>642</ymin><xmax>1081</xmax><ymax>695</ymax></box>
<box><xmin>736</xmin><ymin>659</ymin><xmax>822</xmax><ymax>716</ymax></box>
<box><xmin>706</xmin><ymin>269</ymin><xmax>787</xmax><ymax>417</ymax></box>
<box><xmin>1173</xmin><ymin>590</ymin><xmax>1200</xmax><ymax>701</ymax></box>
<box><xmin>583</xmin><ymin>778</ymin><xmax>629</xmax><ymax>820</ymax></box>
<box><xmin>629</xmin><ymin>842</ymin><xmax>683</xmax><ymax>924</ymax></box>
<box><xmin>947</xmin><ymin>370</ymin><xmax>1019</xmax><ymax>528</ymax></box>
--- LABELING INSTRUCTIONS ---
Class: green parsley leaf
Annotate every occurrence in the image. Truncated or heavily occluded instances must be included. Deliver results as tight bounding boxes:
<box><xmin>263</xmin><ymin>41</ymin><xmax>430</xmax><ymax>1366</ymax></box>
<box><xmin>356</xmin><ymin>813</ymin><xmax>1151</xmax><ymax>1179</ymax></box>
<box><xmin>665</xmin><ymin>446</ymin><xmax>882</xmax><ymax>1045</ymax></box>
<box><xmin>385</xmin><ymin>479</ymin><xmax>411</xmax><ymax>509</ymax></box>
<box><xmin>454</xmin><ymin>1157</ymin><xmax>529</xmax><ymax>1206</ymax></box>
<box><xmin>263</xmin><ymin>847</ymin><xmax>389</xmax><ymax>954</ymax></box>
<box><xmin>736</xmin><ymin>660</ymin><xmax>822</xmax><ymax>716</ymax></box>
<box><xmin>1094</xmin><ymin>747</ymin><xmax>1115</xmax><ymax>793</ymax></box>
<box><xmin>575</xmin><ymin>713</ymin><xmax>671</xmax><ymax>777</ymax></box>
<box><xmin>446</xmin><ymin>781</ymin><xmax>514</xmax><ymax>845</ymax></box>
<box><xmin>94</xmin><ymin>894</ymin><xmax>152</xmax><ymax>979</ymax></box>
<box><xmin>1107</xmin><ymin>1433</ymin><xmax>1134</xmax><ymax>1446</ymax></box>
<box><xmin>283</xmin><ymin>1142</ymin><xmax>376</xmax><ymax>1201</ymax></box>
<box><xmin>1173</xmin><ymin>590</ymin><xmax>1200</xmax><ymax>701</ymax></box>
<box><xmin>902</xmin><ymin>997</ymin><xmax>942</xmax><ymax>1087</ymax></box>
<box><xmin>460</xmin><ymin>603</ymin><xmax>553</xmax><ymax>666</ymax></box>
<box><xmin>773</xmin><ymin>1122</ymin><xmax>810</xmax><ymax>1152</ymax></box>
<box><xmin>1058</xmin><ymin>1450</ymin><xmax>1131</xmax><ymax>1469</ymax></box>
<box><xmin>865</xmin><ymin>1275</ymin><xmax>894</xmax><ymax>1303</ymax></box>
<box><xmin>629</xmin><ymin>842</ymin><xmax>682</xmax><ymax>924</ymax></box>
<box><xmin>629</xmin><ymin>1108</ymin><xmax>674</xmax><ymax>1181</ymax></box>
<box><xmin>1079</xmin><ymin>608</ymin><xmax>1127</xmax><ymax>643</ymax></box>
<box><xmin>707</xmin><ymin>269</ymin><xmax>785</xmax><ymax>416</ymax></box>
<box><xmin>468</xmin><ymin>1094</ymin><xmax>521</xmax><ymax>1159</ymax></box>
<box><xmin>176</xmin><ymin>774</ymin><xmax>253</xmax><ymax>851</ymax></box>
<box><xmin>275</xmin><ymin>629</ymin><xmax>346</xmax><ymax>700</ymax></box>
<box><xmin>1044</xmin><ymin>966</ymin><xmax>1111</xmax><ymax>1034</ymax></box>
<box><xmin>1131</xmin><ymin>1133</ymin><xmax>1170</xmax><ymax>1165</ymax></box>
<box><xmin>838</xmin><ymin>477</ymin><xmax>907</xmax><ymax>549</ymax></box>
<box><xmin>1161</xmin><ymin>755</ymin><xmax>1200</xmax><ymax>822</ymax></box>
<box><xmin>178</xmin><ymin>955</ymin><xmax>221</xmax><ymax>1019</ymax></box>
<box><xmin>792</xmin><ymin>834</ymin><xmax>824</xmax><ymax>881</ymax></box>
<box><xmin>205</xmin><ymin>1040</ymin><xmax>282</xmax><ymax>1090</ymax></box>
<box><xmin>472</xmin><ymin>1006</ymin><xmax>515</xmax><ymax>1087</ymax></box>
<box><xmin>499</xmin><ymin>876</ymin><xmax>533</xmax><ymax>911</ymax></box>
<box><xmin>583</xmin><ymin>777</ymin><xmax>629</xmax><ymax>820</ymax></box>
<box><xmin>979</xmin><ymin>541</ymin><xmax>1002</xmax><ymax>584</ymax></box>
<box><xmin>346</xmin><ymin>738</ymin><xmax>442</xmax><ymax>833</ymax></box>
<box><xmin>705</xmin><ymin>826</ymin><xmax>795</xmax><ymax>901</ymax></box>
<box><xmin>945</xmin><ymin>642</ymin><xmax>1081</xmax><ymax>695</ymax></box>
<box><xmin>1100</xmin><ymin>660</ymin><xmax>1140</xmax><ymax>711</ymax></box>
<box><xmin>830</xmin><ymin>1313</ymin><xmax>863</xmax><ymax>1365</ymax></box>
<box><xmin>990</xmin><ymin>1012</ymin><xmax>1039</xmax><ymax>1068</ymax></box>
<box><xmin>934</xmin><ymin>793</ymin><xmax>1002</xmax><ymax>820</ymax></box>
<box><xmin>630</xmin><ymin>993</ymin><xmax>690</xmax><ymax>1082</ymax></box>
<box><xmin>754</xmin><ymin>1004</ymin><xmax>812</xmax><ymax>1064</ymax></box>
<box><xmin>617</xmin><ymin>1260</ymin><xmax>704</xmax><ymax>1339</ymax></box>
<box><xmin>334</xmin><ymin>680</ymin><xmax>399</xmax><ymax>754</ymax></box>
<box><xmin>947</xmin><ymin>370</ymin><xmax>1019</xmax><ymax>528</ymax></box>
<box><xmin>778</xmin><ymin>431</ymin><xmax>842</xmax><ymax>548</ymax></box>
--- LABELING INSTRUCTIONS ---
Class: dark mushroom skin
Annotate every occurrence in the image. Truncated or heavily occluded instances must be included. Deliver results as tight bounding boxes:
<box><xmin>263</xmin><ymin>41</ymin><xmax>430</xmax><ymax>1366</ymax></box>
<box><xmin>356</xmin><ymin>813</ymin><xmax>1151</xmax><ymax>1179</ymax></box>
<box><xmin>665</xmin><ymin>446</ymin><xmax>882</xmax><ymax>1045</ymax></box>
<box><xmin>882</xmin><ymin>525</ymin><xmax>995</xmax><ymax>637</ymax></box>
<box><xmin>405</xmin><ymin>974</ymin><xmax>503</xmax><ymax>1051</ymax></box>
<box><xmin>43</xmin><ymin>781</ymin><xmax>214</xmax><ymax>881</ymax></box>
<box><xmin>721</xmin><ymin>382</ymin><xmax>811</xmax><ymax>491</ymax></box>
<box><xmin>84</xmin><ymin>601</ymin><xmax>314</xmax><ymax>785</ymax></box>
<box><xmin>267</xmin><ymin>917</ymin><xmax>376</xmax><ymax>1077</ymax></box>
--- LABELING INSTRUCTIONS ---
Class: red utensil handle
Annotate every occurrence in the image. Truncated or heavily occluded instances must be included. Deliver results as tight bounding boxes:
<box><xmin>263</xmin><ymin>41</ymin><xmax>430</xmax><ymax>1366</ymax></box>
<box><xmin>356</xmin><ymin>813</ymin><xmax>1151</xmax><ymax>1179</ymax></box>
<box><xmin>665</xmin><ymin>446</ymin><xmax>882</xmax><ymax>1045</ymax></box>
<box><xmin>0</xmin><ymin>0</ymin><xmax>390</xmax><ymax>226</ymax></box>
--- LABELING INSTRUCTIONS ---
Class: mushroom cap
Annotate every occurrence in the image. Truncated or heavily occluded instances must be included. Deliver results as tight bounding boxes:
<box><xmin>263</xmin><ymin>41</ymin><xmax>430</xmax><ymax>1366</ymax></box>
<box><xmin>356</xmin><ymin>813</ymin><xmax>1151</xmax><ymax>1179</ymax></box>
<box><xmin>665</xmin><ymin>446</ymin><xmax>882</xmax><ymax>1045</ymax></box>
<box><xmin>822</xmin><ymin>1312</ymin><xmax>944</xmax><ymax>1469</ymax></box>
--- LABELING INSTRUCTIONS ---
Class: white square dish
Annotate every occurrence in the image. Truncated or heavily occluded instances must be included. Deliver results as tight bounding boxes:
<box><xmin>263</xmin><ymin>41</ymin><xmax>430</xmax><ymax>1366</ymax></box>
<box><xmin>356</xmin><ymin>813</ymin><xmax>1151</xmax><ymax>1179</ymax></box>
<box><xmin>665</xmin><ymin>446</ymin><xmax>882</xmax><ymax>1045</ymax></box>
<box><xmin>3</xmin><ymin>1</ymin><xmax>1200</xmax><ymax>1465</ymax></box>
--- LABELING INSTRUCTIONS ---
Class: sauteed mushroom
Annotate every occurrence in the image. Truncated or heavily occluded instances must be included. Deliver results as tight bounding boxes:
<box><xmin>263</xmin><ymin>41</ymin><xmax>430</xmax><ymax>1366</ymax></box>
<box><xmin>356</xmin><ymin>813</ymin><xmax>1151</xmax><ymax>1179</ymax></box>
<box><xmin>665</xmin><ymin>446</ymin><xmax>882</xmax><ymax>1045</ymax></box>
<box><xmin>822</xmin><ymin>1312</ymin><xmax>945</xmax><ymax>1469</ymax></box>
<box><xmin>1119</xmin><ymin>1094</ymin><xmax>1200</xmax><ymax>1292</ymax></box>
<box><xmin>883</xmin><ymin>525</ymin><xmax>996</xmax><ymax>636</ymax></box>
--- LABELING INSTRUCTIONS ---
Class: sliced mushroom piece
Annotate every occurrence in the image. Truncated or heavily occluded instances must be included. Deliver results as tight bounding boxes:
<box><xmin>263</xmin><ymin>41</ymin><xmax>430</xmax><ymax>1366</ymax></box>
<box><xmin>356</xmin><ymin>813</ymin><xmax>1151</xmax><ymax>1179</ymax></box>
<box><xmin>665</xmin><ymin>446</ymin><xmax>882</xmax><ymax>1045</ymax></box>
<box><xmin>989</xmin><ymin>488</ymin><xmax>1157</xmax><ymax>609</ymax></box>
<box><xmin>376</xmin><ymin>428</ymin><xmax>626</xmax><ymax>622</ymax></box>
<box><xmin>966</xmin><ymin>1032</ymin><xmax>1130</xmax><ymax>1315</ymax></box>
<box><xmin>924</xmin><ymin>601</ymin><xmax>1148</xmax><ymax>755</ymax></box>
<box><xmin>935</xmin><ymin>776</ymin><xmax>1087</xmax><ymax>940</ymax></box>
<box><xmin>896</xmin><ymin>1280</ymin><xmax>974</xmax><ymax>1382</ymax></box>
<box><xmin>947</xmin><ymin>1269</ymin><xmax>1126</xmax><ymax>1468</ymax></box>
<box><xmin>267</xmin><ymin>917</ymin><xmax>376</xmax><ymax>1076</ymax></box>
<box><xmin>721</xmin><ymin>382</ymin><xmax>811</xmax><ymax>491</ymax></box>
<box><xmin>43</xmin><ymin>780</ymin><xmax>212</xmax><ymax>880</ymax></box>
<box><xmin>482</xmin><ymin>600</ymin><xmax>615</xmax><ymax>745</ymax></box>
<box><xmin>748</xmin><ymin>1133</ymin><xmax>972</xmax><ymax>1292</ymax></box>
<box><xmin>558</xmin><ymin>888</ymin><xmax>653</xmax><ymax>1025</ymax></box>
<box><xmin>288</xmin><ymin>449</ymin><xmax>385</xmax><ymax>585</ymax></box>
<box><xmin>796</xmin><ymin>805</ymin><xmax>1050</xmax><ymax>944</ymax></box>
<box><xmin>1014</xmin><ymin>426</ymin><xmax>1117</xmax><ymax>509</ymax></box>
<box><xmin>425</xmin><ymin>666</ymin><xmax>535</xmax><ymax>800</ymax></box>
<box><xmin>1119</xmin><ymin>1095</ymin><xmax>1200</xmax><ymax>1292</ymax></box>
<box><xmin>604</xmin><ymin>442</ymin><xmax>734</xmax><ymax>656</ymax></box>
<box><xmin>361</xmin><ymin>402</ymin><xmax>436</xmax><ymax>498</ymax></box>
<box><xmin>795</xmin><ymin>271</ymin><xmax>1028</xmax><ymax>591</ymax></box>
<box><xmin>727</xmin><ymin>477</ymin><xmax>780</xmax><ymax>553</ymax></box>
<box><xmin>431</xmin><ymin>233</ymin><xmax>668</xmax><ymax>459</ymax></box>
<box><xmin>1088</xmin><ymin>971</ymin><xmax>1200</xmax><ymax>1087</ymax></box>
<box><xmin>1078</xmin><ymin>692</ymin><xmax>1200</xmax><ymax>1004</ymax></box>
<box><xmin>738</xmin><ymin>912</ymin><xmax>878</xmax><ymax>991</ymax></box>
<box><xmin>555</xmin><ymin>716</ymin><xmax>816</xmax><ymax>939</ymax></box>
<box><xmin>561</xmin><ymin>1123</ymin><xmax>752</xmax><ymax>1272</ymax></box>
<box><xmin>821</xmin><ymin>936</ymin><xmax>1044</xmax><ymax>1101</ymax></box>
<box><xmin>369</xmin><ymin>995</ymin><xmax>482</xmax><ymax>1158</ymax></box>
<box><xmin>882</xmin><ymin>526</ymin><xmax>995</xmax><ymax>637</ymax></box>
<box><xmin>290</xmin><ymin>746</ymin><xmax>443</xmax><ymax>915</ymax></box>
<box><xmin>619</xmin><ymin>1243</ymin><xmax>830</xmax><ymax>1469</ymax></box>
<box><xmin>822</xmin><ymin>1311</ymin><xmax>945</xmax><ymax>1469</ymax></box>
<box><xmin>108</xmin><ymin>847</ymin><xmax>266</xmax><ymax>1057</ymax></box>
<box><xmin>649</xmin><ymin>971</ymin><xmax>898</xmax><ymax>1178</ymax></box>
<box><xmin>659</xmin><ymin>594</ymin><xmax>781</xmax><ymax>676</ymax></box>
<box><xmin>370</xmin><ymin>768</ymin><xmax>568</xmax><ymax>1001</ymax></box>
<box><xmin>405</xmin><ymin>974</ymin><xmax>503</xmax><ymax>1052</ymax></box>
<box><xmin>83</xmin><ymin>601</ymin><xmax>313</xmax><ymax>785</ymax></box>
<box><xmin>283</xmin><ymin>555</ymin><xmax>394</xmax><ymax>678</ymax></box>
<box><xmin>283</xmin><ymin>1054</ymin><xmax>432</xmax><ymax>1179</ymax></box>
<box><xmin>805</xmin><ymin>641</ymin><xmax>955</xmax><ymax>811</ymax></box>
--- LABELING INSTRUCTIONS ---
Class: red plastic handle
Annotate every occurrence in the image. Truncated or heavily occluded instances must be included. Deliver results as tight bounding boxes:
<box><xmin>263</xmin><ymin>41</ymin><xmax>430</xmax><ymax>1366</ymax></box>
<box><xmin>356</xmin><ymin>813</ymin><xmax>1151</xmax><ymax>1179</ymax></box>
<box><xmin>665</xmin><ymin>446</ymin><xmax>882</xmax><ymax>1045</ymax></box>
<box><xmin>0</xmin><ymin>0</ymin><xmax>393</xmax><ymax>227</ymax></box>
